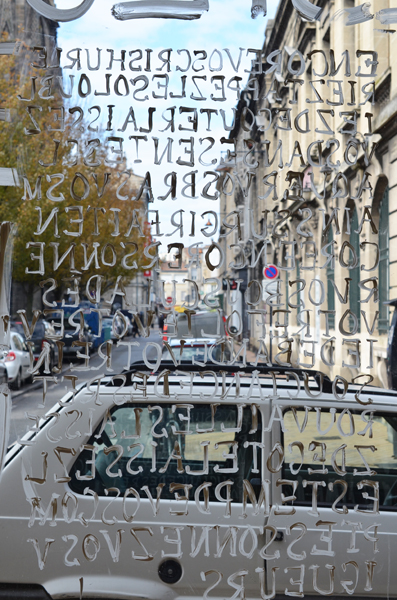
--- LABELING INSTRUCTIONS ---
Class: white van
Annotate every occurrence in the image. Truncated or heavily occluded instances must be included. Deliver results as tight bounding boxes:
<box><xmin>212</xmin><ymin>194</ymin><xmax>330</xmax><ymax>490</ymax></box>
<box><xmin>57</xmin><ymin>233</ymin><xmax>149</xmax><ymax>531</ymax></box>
<box><xmin>0</xmin><ymin>365</ymin><xmax>395</xmax><ymax>600</ymax></box>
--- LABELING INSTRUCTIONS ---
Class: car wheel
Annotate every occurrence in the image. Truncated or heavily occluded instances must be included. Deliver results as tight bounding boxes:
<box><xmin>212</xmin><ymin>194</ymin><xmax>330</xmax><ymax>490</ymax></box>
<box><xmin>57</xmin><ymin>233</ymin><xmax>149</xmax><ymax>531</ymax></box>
<box><xmin>11</xmin><ymin>368</ymin><xmax>22</xmax><ymax>391</ymax></box>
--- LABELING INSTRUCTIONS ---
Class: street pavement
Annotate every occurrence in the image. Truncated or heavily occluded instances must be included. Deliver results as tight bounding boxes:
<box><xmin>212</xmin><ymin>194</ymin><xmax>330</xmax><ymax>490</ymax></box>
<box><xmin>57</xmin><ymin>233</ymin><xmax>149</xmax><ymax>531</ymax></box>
<box><xmin>8</xmin><ymin>329</ymin><xmax>162</xmax><ymax>445</ymax></box>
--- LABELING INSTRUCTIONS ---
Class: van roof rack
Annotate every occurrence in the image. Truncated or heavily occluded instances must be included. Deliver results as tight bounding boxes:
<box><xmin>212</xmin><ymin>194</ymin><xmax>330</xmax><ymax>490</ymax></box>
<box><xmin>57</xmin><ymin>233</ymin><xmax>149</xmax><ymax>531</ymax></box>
<box><xmin>107</xmin><ymin>361</ymin><xmax>335</xmax><ymax>394</ymax></box>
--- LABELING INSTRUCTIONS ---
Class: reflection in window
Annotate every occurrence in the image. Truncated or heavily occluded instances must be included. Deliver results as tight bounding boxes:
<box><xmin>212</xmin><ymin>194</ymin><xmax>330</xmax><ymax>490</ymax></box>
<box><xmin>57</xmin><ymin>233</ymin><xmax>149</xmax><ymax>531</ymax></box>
<box><xmin>326</xmin><ymin>226</ymin><xmax>335</xmax><ymax>330</ymax></box>
<box><xmin>295</xmin><ymin>259</ymin><xmax>301</xmax><ymax>326</ymax></box>
<box><xmin>282</xmin><ymin>409</ymin><xmax>397</xmax><ymax>509</ymax></box>
<box><xmin>69</xmin><ymin>403</ymin><xmax>262</xmax><ymax>502</ymax></box>
<box><xmin>379</xmin><ymin>186</ymin><xmax>389</xmax><ymax>334</ymax></box>
<box><xmin>350</xmin><ymin>206</ymin><xmax>361</xmax><ymax>333</ymax></box>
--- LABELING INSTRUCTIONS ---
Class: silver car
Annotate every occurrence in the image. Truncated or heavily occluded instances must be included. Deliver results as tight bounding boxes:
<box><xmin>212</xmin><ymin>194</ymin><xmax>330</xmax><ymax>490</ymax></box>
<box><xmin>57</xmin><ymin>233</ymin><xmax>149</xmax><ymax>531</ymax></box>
<box><xmin>0</xmin><ymin>366</ymin><xmax>396</xmax><ymax>599</ymax></box>
<box><xmin>4</xmin><ymin>332</ymin><xmax>31</xmax><ymax>389</ymax></box>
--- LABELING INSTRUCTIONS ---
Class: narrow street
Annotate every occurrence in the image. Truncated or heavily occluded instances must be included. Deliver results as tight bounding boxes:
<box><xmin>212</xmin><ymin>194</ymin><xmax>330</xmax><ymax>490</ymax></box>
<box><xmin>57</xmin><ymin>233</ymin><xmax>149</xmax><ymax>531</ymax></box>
<box><xmin>8</xmin><ymin>330</ymin><xmax>162</xmax><ymax>445</ymax></box>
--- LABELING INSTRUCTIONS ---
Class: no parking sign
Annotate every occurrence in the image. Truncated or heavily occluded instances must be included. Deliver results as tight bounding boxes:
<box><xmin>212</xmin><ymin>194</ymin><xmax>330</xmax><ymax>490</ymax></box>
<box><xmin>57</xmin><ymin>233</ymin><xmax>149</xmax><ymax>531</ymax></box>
<box><xmin>263</xmin><ymin>264</ymin><xmax>279</xmax><ymax>280</ymax></box>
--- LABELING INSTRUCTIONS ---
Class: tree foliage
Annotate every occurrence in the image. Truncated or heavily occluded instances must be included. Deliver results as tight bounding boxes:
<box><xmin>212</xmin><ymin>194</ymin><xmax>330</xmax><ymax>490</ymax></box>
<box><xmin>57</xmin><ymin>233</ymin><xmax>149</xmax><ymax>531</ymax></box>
<box><xmin>0</xmin><ymin>42</ymin><xmax>151</xmax><ymax>305</ymax></box>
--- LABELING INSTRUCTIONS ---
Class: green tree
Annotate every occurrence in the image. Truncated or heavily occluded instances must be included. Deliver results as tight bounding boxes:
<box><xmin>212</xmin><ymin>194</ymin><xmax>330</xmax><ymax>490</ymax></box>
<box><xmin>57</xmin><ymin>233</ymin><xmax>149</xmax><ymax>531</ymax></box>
<box><xmin>0</xmin><ymin>44</ymin><xmax>151</xmax><ymax>312</ymax></box>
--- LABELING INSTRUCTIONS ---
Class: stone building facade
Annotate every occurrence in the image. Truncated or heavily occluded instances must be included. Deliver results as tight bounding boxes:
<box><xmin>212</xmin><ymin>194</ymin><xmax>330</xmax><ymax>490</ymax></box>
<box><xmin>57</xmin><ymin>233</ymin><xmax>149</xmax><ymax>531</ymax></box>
<box><xmin>0</xmin><ymin>0</ymin><xmax>57</xmax><ymax>48</ymax></box>
<box><xmin>218</xmin><ymin>0</ymin><xmax>395</xmax><ymax>386</ymax></box>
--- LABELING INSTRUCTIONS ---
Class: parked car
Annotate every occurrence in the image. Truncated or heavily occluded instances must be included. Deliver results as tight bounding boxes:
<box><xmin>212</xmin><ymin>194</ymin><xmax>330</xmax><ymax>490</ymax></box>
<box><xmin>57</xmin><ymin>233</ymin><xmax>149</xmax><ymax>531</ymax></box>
<box><xmin>162</xmin><ymin>337</ymin><xmax>231</xmax><ymax>364</ymax></box>
<box><xmin>9</xmin><ymin>320</ymin><xmax>25</xmax><ymax>337</ymax></box>
<box><xmin>117</xmin><ymin>309</ymin><xmax>135</xmax><ymax>337</ymax></box>
<box><xmin>0</xmin><ymin>362</ymin><xmax>8</xmax><ymax>386</ymax></box>
<box><xmin>12</xmin><ymin>319</ymin><xmax>60</xmax><ymax>374</ymax></box>
<box><xmin>62</xmin><ymin>317</ymin><xmax>93</xmax><ymax>361</ymax></box>
<box><xmin>162</xmin><ymin>310</ymin><xmax>225</xmax><ymax>341</ymax></box>
<box><xmin>1</xmin><ymin>364</ymin><xmax>396</xmax><ymax>599</ymax></box>
<box><xmin>103</xmin><ymin>313</ymin><xmax>128</xmax><ymax>340</ymax></box>
<box><xmin>4</xmin><ymin>331</ymin><xmax>31</xmax><ymax>389</ymax></box>
<box><xmin>56</xmin><ymin>303</ymin><xmax>112</xmax><ymax>353</ymax></box>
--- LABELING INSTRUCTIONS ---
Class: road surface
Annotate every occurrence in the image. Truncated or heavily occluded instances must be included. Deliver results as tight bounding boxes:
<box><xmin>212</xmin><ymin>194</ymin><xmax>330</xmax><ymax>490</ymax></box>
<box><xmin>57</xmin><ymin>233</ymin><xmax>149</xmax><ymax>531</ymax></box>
<box><xmin>8</xmin><ymin>330</ymin><xmax>162</xmax><ymax>445</ymax></box>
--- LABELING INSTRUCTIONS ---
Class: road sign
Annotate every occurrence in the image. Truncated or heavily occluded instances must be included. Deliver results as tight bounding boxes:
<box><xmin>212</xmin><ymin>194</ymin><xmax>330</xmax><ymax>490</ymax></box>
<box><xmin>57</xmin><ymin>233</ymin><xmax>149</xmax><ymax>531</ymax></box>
<box><xmin>143</xmin><ymin>270</ymin><xmax>151</xmax><ymax>277</ymax></box>
<box><xmin>263</xmin><ymin>265</ymin><xmax>279</xmax><ymax>280</ymax></box>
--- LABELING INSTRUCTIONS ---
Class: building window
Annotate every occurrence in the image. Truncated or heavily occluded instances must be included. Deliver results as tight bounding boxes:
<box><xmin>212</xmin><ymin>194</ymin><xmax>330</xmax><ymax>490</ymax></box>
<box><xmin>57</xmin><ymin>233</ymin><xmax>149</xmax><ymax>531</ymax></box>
<box><xmin>327</xmin><ymin>226</ymin><xmax>335</xmax><ymax>330</ymax></box>
<box><xmin>379</xmin><ymin>187</ymin><xmax>389</xmax><ymax>334</ymax></box>
<box><xmin>350</xmin><ymin>207</ymin><xmax>361</xmax><ymax>333</ymax></box>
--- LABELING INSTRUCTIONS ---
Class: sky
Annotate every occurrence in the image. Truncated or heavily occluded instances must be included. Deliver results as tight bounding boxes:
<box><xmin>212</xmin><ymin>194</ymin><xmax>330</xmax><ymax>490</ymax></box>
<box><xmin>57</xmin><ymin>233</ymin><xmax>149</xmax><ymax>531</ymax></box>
<box><xmin>52</xmin><ymin>0</ymin><xmax>279</xmax><ymax>245</ymax></box>
<box><xmin>56</xmin><ymin>0</ymin><xmax>278</xmax><ymax>50</ymax></box>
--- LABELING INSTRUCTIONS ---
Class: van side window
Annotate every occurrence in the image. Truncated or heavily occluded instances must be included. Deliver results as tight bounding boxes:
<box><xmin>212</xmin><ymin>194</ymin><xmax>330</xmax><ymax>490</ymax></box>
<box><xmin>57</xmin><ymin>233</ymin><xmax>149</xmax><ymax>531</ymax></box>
<box><xmin>69</xmin><ymin>403</ymin><xmax>262</xmax><ymax>502</ymax></box>
<box><xmin>282</xmin><ymin>409</ymin><xmax>397</xmax><ymax>510</ymax></box>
